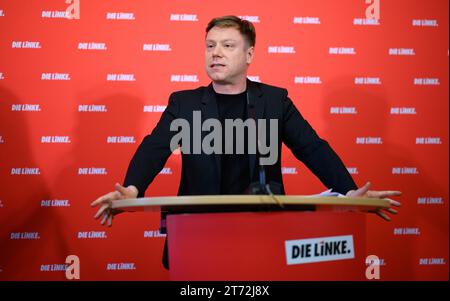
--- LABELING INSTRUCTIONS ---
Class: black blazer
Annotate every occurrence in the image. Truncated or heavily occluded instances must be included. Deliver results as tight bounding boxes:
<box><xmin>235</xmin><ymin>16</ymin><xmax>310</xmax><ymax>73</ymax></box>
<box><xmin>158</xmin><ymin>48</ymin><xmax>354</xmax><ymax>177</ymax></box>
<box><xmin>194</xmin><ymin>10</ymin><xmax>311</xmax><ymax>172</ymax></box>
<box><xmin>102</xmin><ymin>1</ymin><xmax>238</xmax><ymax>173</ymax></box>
<box><xmin>123</xmin><ymin>79</ymin><xmax>357</xmax><ymax>196</ymax></box>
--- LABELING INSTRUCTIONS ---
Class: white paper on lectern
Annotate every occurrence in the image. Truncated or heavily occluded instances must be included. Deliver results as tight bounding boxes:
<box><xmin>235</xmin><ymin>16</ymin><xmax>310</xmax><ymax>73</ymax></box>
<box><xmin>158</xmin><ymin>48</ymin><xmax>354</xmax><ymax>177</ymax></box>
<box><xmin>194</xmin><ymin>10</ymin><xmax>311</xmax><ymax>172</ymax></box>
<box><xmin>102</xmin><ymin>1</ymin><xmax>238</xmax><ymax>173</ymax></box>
<box><xmin>308</xmin><ymin>189</ymin><xmax>347</xmax><ymax>198</ymax></box>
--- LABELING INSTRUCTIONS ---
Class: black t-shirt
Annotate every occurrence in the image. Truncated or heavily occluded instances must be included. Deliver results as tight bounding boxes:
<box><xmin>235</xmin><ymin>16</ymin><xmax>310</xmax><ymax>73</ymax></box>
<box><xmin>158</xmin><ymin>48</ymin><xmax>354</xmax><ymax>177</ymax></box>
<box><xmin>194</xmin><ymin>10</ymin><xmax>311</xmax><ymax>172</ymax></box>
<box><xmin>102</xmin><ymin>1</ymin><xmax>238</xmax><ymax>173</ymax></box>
<box><xmin>214</xmin><ymin>90</ymin><xmax>251</xmax><ymax>194</ymax></box>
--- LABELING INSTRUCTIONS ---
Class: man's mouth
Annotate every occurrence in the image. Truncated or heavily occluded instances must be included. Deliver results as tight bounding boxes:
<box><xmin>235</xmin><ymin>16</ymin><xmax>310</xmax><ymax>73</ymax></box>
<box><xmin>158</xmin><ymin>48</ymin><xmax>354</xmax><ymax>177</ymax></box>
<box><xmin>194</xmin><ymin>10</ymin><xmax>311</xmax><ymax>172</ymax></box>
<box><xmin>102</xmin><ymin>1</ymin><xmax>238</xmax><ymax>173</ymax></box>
<box><xmin>210</xmin><ymin>63</ymin><xmax>226</xmax><ymax>68</ymax></box>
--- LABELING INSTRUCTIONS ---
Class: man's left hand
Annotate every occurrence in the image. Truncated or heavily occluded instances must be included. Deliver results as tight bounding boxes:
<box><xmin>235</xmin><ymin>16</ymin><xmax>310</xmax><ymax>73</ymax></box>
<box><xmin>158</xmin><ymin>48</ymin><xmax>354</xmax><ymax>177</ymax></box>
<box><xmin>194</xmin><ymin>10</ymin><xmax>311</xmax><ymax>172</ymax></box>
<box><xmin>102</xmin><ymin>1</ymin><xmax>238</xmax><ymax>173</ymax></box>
<box><xmin>346</xmin><ymin>181</ymin><xmax>401</xmax><ymax>221</ymax></box>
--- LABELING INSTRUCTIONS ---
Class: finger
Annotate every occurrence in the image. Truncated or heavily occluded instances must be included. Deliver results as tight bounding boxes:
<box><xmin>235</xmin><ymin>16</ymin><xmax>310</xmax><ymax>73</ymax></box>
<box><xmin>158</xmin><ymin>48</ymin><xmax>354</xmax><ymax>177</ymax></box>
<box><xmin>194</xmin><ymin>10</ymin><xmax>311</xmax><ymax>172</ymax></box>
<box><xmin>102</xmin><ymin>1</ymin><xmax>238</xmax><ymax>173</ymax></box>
<box><xmin>107</xmin><ymin>214</ymin><xmax>113</xmax><ymax>227</ymax></box>
<box><xmin>94</xmin><ymin>203</ymin><xmax>110</xmax><ymax>219</ymax></box>
<box><xmin>91</xmin><ymin>191</ymin><xmax>118</xmax><ymax>207</ymax></box>
<box><xmin>370</xmin><ymin>191</ymin><xmax>402</xmax><ymax>198</ymax></box>
<box><xmin>114</xmin><ymin>183</ymin><xmax>129</xmax><ymax>196</ymax></box>
<box><xmin>376</xmin><ymin>210</ymin><xmax>391</xmax><ymax>221</ymax></box>
<box><xmin>90</xmin><ymin>192</ymin><xmax>113</xmax><ymax>207</ymax></box>
<box><xmin>94</xmin><ymin>204</ymin><xmax>109</xmax><ymax>219</ymax></box>
<box><xmin>100</xmin><ymin>212</ymin><xmax>108</xmax><ymax>225</ymax></box>
<box><xmin>385</xmin><ymin>191</ymin><xmax>402</xmax><ymax>196</ymax></box>
<box><xmin>384</xmin><ymin>208</ymin><xmax>398</xmax><ymax>215</ymax></box>
<box><xmin>352</xmin><ymin>181</ymin><xmax>371</xmax><ymax>197</ymax></box>
<box><xmin>385</xmin><ymin>198</ymin><xmax>401</xmax><ymax>207</ymax></box>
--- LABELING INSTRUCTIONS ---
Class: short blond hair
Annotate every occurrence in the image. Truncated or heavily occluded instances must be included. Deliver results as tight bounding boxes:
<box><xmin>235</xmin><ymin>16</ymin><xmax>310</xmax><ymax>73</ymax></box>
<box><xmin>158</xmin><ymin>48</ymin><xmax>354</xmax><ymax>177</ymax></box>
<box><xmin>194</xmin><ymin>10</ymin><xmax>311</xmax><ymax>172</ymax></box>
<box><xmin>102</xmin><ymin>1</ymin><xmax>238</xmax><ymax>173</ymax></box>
<box><xmin>206</xmin><ymin>15</ymin><xmax>256</xmax><ymax>48</ymax></box>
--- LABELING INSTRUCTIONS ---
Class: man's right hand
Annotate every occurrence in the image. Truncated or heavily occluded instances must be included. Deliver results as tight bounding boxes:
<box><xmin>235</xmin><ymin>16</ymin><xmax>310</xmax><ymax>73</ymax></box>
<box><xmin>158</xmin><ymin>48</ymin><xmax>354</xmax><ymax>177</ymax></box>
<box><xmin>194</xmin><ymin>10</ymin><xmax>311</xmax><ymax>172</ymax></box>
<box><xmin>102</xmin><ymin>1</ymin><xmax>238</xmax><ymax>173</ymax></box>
<box><xmin>90</xmin><ymin>183</ymin><xmax>139</xmax><ymax>227</ymax></box>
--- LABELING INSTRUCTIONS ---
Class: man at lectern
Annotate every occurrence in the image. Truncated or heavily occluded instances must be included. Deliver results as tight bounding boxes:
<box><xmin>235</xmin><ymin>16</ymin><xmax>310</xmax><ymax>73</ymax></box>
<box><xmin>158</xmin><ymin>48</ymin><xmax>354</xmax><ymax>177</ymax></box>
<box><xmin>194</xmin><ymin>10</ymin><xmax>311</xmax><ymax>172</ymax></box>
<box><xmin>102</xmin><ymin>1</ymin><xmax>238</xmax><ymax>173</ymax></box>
<box><xmin>91</xmin><ymin>16</ymin><xmax>401</xmax><ymax>268</ymax></box>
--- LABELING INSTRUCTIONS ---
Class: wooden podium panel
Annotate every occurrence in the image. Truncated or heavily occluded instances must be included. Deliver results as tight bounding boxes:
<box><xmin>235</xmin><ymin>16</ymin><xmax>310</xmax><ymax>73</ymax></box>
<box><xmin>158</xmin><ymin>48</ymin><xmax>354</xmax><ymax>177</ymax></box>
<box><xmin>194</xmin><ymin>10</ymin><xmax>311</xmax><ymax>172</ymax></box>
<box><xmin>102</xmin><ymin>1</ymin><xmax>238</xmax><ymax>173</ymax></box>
<box><xmin>167</xmin><ymin>211</ymin><xmax>366</xmax><ymax>280</ymax></box>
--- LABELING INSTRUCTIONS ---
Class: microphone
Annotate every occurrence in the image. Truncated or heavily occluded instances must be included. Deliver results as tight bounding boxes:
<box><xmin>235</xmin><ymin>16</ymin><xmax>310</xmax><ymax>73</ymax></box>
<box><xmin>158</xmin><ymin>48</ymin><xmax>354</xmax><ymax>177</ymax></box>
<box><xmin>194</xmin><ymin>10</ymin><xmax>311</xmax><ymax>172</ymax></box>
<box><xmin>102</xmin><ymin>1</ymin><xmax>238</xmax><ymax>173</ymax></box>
<box><xmin>246</xmin><ymin>147</ymin><xmax>282</xmax><ymax>196</ymax></box>
<box><xmin>245</xmin><ymin>149</ymin><xmax>283</xmax><ymax>208</ymax></box>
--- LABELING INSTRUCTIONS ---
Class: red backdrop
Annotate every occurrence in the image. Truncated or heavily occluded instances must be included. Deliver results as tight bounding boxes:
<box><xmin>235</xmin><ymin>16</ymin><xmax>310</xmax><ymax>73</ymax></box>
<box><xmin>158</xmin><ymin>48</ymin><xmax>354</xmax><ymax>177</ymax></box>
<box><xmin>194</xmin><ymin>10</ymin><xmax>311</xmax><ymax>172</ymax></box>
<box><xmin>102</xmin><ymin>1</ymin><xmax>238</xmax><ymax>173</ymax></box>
<box><xmin>0</xmin><ymin>0</ymin><xmax>448</xmax><ymax>280</ymax></box>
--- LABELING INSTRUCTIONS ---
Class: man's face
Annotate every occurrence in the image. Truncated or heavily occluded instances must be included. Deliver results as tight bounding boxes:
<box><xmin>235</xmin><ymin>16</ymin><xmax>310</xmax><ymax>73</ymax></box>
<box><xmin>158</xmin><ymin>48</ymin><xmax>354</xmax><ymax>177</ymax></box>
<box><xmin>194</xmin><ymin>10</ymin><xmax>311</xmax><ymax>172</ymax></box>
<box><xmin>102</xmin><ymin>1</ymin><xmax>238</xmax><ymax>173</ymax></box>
<box><xmin>205</xmin><ymin>26</ymin><xmax>254</xmax><ymax>84</ymax></box>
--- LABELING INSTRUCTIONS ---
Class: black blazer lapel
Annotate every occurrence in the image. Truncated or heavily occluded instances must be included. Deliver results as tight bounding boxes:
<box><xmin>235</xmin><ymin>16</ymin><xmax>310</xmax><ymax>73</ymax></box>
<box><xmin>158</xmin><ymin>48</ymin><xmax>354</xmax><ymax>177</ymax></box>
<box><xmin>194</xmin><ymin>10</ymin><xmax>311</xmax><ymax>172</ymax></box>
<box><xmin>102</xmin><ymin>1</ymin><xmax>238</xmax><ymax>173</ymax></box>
<box><xmin>201</xmin><ymin>83</ymin><xmax>222</xmax><ymax>186</ymax></box>
<box><xmin>247</xmin><ymin>79</ymin><xmax>265</xmax><ymax>182</ymax></box>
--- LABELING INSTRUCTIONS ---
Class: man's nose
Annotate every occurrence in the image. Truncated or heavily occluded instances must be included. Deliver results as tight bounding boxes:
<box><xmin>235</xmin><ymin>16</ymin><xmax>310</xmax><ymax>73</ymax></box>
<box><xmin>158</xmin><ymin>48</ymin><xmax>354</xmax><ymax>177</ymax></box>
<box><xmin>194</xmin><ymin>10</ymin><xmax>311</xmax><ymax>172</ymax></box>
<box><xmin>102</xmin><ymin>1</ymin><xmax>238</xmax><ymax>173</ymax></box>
<box><xmin>212</xmin><ymin>45</ymin><xmax>223</xmax><ymax>57</ymax></box>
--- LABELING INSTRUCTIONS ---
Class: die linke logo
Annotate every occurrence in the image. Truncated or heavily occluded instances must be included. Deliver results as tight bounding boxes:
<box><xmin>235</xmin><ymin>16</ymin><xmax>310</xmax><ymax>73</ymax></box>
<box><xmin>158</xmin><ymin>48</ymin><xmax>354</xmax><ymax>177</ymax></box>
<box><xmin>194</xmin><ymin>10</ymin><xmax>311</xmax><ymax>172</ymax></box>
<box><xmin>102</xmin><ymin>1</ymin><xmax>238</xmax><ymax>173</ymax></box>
<box><xmin>78</xmin><ymin>231</ymin><xmax>107</xmax><ymax>239</ymax></box>
<box><xmin>78</xmin><ymin>42</ymin><xmax>107</xmax><ymax>50</ymax></box>
<box><xmin>412</xmin><ymin>19</ymin><xmax>438</xmax><ymax>27</ymax></box>
<box><xmin>107</xmin><ymin>263</ymin><xmax>136</xmax><ymax>270</ymax></box>
<box><xmin>282</xmin><ymin>167</ymin><xmax>297</xmax><ymax>175</ymax></box>
<box><xmin>41</xmin><ymin>199</ymin><xmax>71</xmax><ymax>207</ymax></box>
<box><xmin>144</xmin><ymin>229</ymin><xmax>167</xmax><ymax>238</ymax></box>
<box><xmin>293</xmin><ymin>17</ymin><xmax>321</xmax><ymax>24</ymax></box>
<box><xmin>0</xmin><ymin>72</ymin><xmax>4</xmax><ymax>80</ymax></box>
<box><xmin>106</xmin><ymin>12</ymin><xmax>135</xmax><ymax>20</ymax></box>
<box><xmin>417</xmin><ymin>197</ymin><xmax>444</xmax><ymax>205</ymax></box>
<box><xmin>170</xmin><ymin>75</ymin><xmax>199</xmax><ymax>82</ymax></box>
<box><xmin>247</xmin><ymin>75</ymin><xmax>261</xmax><ymax>82</ymax></box>
<box><xmin>0</xmin><ymin>9</ymin><xmax>4</xmax><ymax>17</ymax></box>
<box><xmin>329</xmin><ymin>47</ymin><xmax>356</xmax><ymax>55</ymax></box>
<box><xmin>285</xmin><ymin>235</ymin><xmax>355</xmax><ymax>265</ymax></box>
<box><xmin>11</xmin><ymin>168</ymin><xmax>40</xmax><ymax>175</ymax></box>
<box><xmin>107</xmin><ymin>74</ymin><xmax>136</xmax><ymax>81</ymax></box>
<box><xmin>347</xmin><ymin>167</ymin><xmax>359</xmax><ymax>174</ymax></box>
<box><xmin>78</xmin><ymin>104</ymin><xmax>107</xmax><ymax>112</ymax></box>
<box><xmin>390</xmin><ymin>107</ymin><xmax>416</xmax><ymax>115</ymax></box>
<box><xmin>12</xmin><ymin>41</ymin><xmax>41</xmax><ymax>49</ymax></box>
<box><xmin>239</xmin><ymin>15</ymin><xmax>260</xmax><ymax>23</ymax></box>
<box><xmin>41</xmin><ymin>73</ymin><xmax>71</xmax><ymax>80</ymax></box>
<box><xmin>393</xmin><ymin>228</ymin><xmax>420</xmax><ymax>235</ymax></box>
<box><xmin>330</xmin><ymin>107</ymin><xmax>357</xmax><ymax>114</ymax></box>
<box><xmin>107</xmin><ymin>136</ymin><xmax>136</xmax><ymax>144</ymax></box>
<box><xmin>41</xmin><ymin>136</ymin><xmax>71</xmax><ymax>143</ymax></box>
<box><xmin>144</xmin><ymin>105</ymin><xmax>166</xmax><ymax>112</ymax></box>
<box><xmin>416</xmin><ymin>137</ymin><xmax>442</xmax><ymax>144</ymax></box>
<box><xmin>11</xmin><ymin>104</ymin><xmax>41</xmax><ymax>111</ymax></box>
<box><xmin>41</xmin><ymin>256</ymin><xmax>80</xmax><ymax>280</ymax></box>
<box><xmin>159</xmin><ymin>168</ymin><xmax>172</xmax><ymax>175</ymax></box>
<box><xmin>414</xmin><ymin>78</ymin><xmax>440</xmax><ymax>85</ymax></box>
<box><xmin>11</xmin><ymin>232</ymin><xmax>40</xmax><ymax>239</ymax></box>
<box><xmin>353</xmin><ymin>18</ymin><xmax>379</xmax><ymax>26</ymax></box>
<box><xmin>170</xmin><ymin>14</ymin><xmax>198</xmax><ymax>21</ymax></box>
<box><xmin>419</xmin><ymin>258</ymin><xmax>446</xmax><ymax>265</ymax></box>
<box><xmin>389</xmin><ymin>48</ymin><xmax>415</xmax><ymax>56</ymax></box>
<box><xmin>78</xmin><ymin>168</ymin><xmax>107</xmax><ymax>175</ymax></box>
<box><xmin>366</xmin><ymin>256</ymin><xmax>386</xmax><ymax>266</ymax></box>
<box><xmin>354</xmin><ymin>77</ymin><xmax>381</xmax><ymax>85</ymax></box>
<box><xmin>356</xmin><ymin>137</ymin><xmax>383</xmax><ymax>144</ymax></box>
<box><xmin>294</xmin><ymin>76</ymin><xmax>322</xmax><ymax>84</ymax></box>
<box><xmin>41</xmin><ymin>263</ymin><xmax>68</xmax><ymax>272</ymax></box>
<box><xmin>392</xmin><ymin>167</ymin><xmax>419</xmax><ymax>175</ymax></box>
<box><xmin>0</xmin><ymin>136</ymin><xmax>4</xmax><ymax>143</ymax></box>
<box><xmin>42</xmin><ymin>10</ymin><xmax>69</xmax><ymax>19</ymax></box>
<box><xmin>143</xmin><ymin>44</ymin><xmax>172</xmax><ymax>51</ymax></box>
<box><xmin>268</xmin><ymin>46</ymin><xmax>295</xmax><ymax>54</ymax></box>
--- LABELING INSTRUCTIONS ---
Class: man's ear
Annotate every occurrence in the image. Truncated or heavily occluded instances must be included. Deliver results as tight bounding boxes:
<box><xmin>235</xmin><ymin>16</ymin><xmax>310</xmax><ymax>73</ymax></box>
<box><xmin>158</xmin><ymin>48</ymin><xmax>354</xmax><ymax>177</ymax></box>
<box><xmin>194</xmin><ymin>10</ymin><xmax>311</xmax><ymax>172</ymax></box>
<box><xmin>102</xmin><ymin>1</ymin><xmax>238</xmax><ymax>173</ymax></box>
<box><xmin>246</xmin><ymin>46</ymin><xmax>255</xmax><ymax>64</ymax></box>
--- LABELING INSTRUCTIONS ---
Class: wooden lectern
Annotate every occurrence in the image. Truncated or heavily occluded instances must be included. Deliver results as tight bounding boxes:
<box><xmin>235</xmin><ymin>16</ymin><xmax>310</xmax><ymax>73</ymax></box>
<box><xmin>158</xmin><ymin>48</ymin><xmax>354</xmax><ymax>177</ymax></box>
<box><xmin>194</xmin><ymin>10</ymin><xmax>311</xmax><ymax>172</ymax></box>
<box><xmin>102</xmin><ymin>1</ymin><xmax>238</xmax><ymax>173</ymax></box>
<box><xmin>112</xmin><ymin>195</ymin><xmax>390</xmax><ymax>280</ymax></box>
